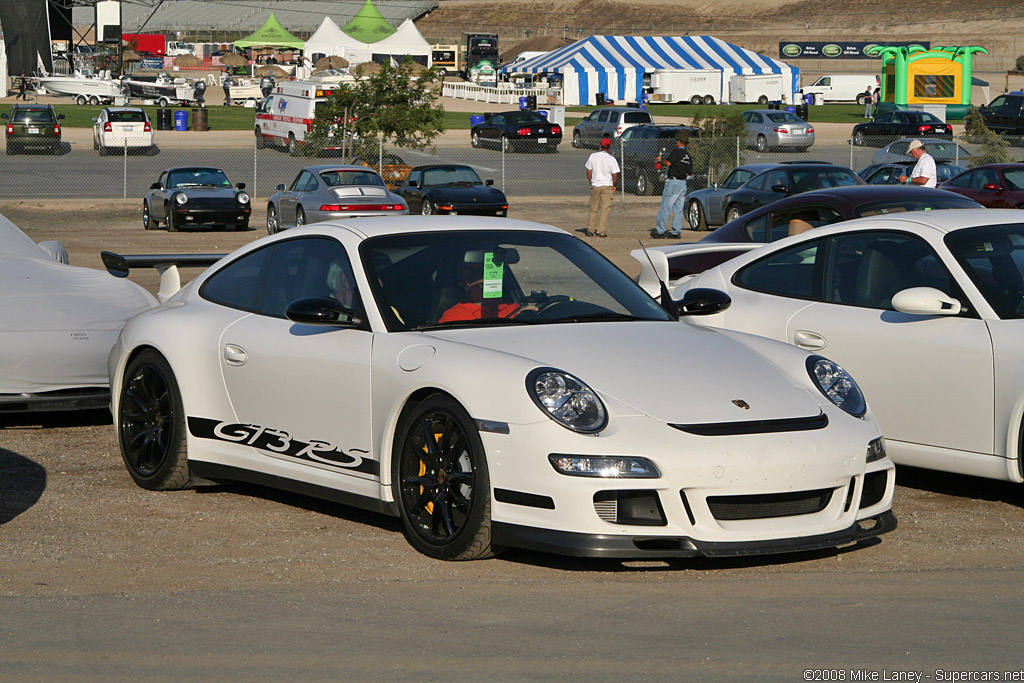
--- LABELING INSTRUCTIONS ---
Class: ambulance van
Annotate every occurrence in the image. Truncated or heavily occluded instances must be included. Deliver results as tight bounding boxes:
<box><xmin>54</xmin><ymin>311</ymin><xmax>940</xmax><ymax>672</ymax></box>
<box><xmin>254</xmin><ymin>80</ymin><xmax>340</xmax><ymax>155</ymax></box>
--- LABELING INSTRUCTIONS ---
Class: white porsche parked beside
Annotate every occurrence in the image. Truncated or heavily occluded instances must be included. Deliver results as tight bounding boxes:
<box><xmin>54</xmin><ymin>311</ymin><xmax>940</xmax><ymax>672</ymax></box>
<box><xmin>667</xmin><ymin>209</ymin><xmax>1024</xmax><ymax>485</ymax></box>
<box><xmin>106</xmin><ymin>217</ymin><xmax>895</xmax><ymax>561</ymax></box>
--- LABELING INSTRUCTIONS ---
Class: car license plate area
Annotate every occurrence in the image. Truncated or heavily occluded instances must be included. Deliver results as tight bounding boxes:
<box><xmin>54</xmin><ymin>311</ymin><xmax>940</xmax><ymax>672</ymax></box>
<box><xmin>123</xmin><ymin>125</ymin><xmax>134</xmax><ymax>132</ymax></box>
<box><xmin>28</xmin><ymin>127</ymin><xmax>40</xmax><ymax>134</ymax></box>
<box><xmin>538</xmin><ymin>137</ymin><xmax>547</xmax><ymax>143</ymax></box>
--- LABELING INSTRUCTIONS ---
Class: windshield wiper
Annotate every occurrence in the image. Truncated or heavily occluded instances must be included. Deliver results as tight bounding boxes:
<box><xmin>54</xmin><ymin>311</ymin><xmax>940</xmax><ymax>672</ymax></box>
<box><xmin>555</xmin><ymin>312</ymin><xmax>646</xmax><ymax>323</ymax></box>
<box><xmin>412</xmin><ymin>317</ymin><xmax>536</xmax><ymax>331</ymax></box>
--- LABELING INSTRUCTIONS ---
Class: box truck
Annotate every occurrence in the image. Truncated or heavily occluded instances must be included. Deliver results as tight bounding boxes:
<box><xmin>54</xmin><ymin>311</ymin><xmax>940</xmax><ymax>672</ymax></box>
<box><xmin>728</xmin><ymin>74</ymin><xmax>789</xmax><ymax>104</ymax></box>
<box><xmin>801</xmin><ymin>74</ymin><xmax>878</xmax><ymax>104</ymax></box>
<box><xmin>647</xmin><ymin>69</ymin><xmax>723</xmax><ymax>105</ymax></box>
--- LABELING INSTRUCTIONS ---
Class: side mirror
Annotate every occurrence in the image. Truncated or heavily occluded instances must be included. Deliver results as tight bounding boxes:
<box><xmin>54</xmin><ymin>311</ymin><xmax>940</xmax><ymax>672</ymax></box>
<box><xmin>891</xmin><ymin>287</ymin><xmax>961</xmax><ymax>316</ymax></box>
<box><xmin>150</xmin><ymin>182</ymin><xmax>161</xmax><ymax>190</ymax></box>
<box><xmin>286</xmin><ymin>297</ymin><xmax>363</xmax><ymax>327</ymax></box>
<box><xmin>58</xmin><ymin>113</ymin><xmax>65</xmax><ymax>120</ymax></box>
<box><xmin>91</xmin><ymin>117</ymin><xmax>98</xmax><ymax>123</ymax></box>
<box><xmin>677</xmin><ymin>287</ymin><xmax>731</xmax><ymax>316</ymax></box>
<box><xmin>485</xmin><ymin>179</ymin><xmax>494</xmax><ymax>186</ymax></box>
<box><xmin>406</xmin><ymin>178</ymin><xmax>416</xmax><ymax>186</ymax></box>
<box><xmin>276</xmin><ymin>183</ymin><xmax>285</xmax><ymax>191</ymax></box>
<box><xmin>982</xmin><ymin>183</ymin><xmax>1003</xmax><ymax>191</ymax></box>
<box><xmin>235</xmin><ymin>182</ymin><xmax>246</xmax><ymax>189</ymax></box>
<box><xmin>0</xmin><ymin>113</ymin><xmax>7</xmax><ymax>120</ymax></box>
<box><xmin>771</xmin><ymin>184</ymin><xmax>790</xmax><ymax>194</ymax></box>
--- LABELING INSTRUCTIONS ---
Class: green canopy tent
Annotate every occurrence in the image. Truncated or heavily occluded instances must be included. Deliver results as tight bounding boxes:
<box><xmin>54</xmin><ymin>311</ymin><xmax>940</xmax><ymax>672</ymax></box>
<box><xmin>236</xmin><ymin>13</ymin><xmax>306</xmax><ymax>50</ymax></box>
<box><xmin>342</xmin><ymin>0</ymin><xmax>396</xmax><ymax>44</ymax></box>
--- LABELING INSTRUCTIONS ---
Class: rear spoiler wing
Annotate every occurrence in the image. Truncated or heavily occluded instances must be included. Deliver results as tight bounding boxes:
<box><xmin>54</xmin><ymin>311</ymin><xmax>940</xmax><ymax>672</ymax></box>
<box><xmin>101</xmin><ymin>251</ymin><xmax>226</xmax><ymax>304</ymax></box>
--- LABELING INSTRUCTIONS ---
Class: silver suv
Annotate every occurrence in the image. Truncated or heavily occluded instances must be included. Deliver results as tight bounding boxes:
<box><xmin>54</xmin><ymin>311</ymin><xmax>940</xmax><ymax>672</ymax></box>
<box><xmin>571</xmin><ymin>106</ymin><xmax>654</xmax><ymax>149</ymax></box>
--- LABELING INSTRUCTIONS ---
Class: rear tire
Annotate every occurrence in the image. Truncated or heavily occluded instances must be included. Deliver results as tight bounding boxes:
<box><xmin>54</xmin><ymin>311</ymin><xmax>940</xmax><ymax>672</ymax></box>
<box><xmin>690</xmin><ymin>94</ymin><xmax>702</xmax><ymax>105</ymax></box>
<box><xmin>853</xmin><ymin>131</ymin><xmax>865</xmax><ymax>147</ymax></box>
<box><xmin>76</xmin><ymin>95</ymin><xmax>87</xmax><ymax>106</ymax></box>
<box><xmin>165</xmin><ymin>204</ymin><xmax>177</xmax><ymax>232</ymax></box>
<box><xmin>572</xmin><ymin>131</ymin><xmax>582</xmax><ymax>148</ymax></box>
<box><xmin>703</xmin><ymin>95</ymin><xmax>715</xmax><ymax>105</ymax></box>
<box><xmin>725</xmin><ymin>205</ymin><xmax>743</xmax><ymax>223</ymax></box>
<box><xmin>288</xmin><ymin>134</ymin><xmax>300</xmax><ymax>156</ymax></box>
<box><xmin>295</xmin><ymin>207</ymin><xmax>306</xmax><ymax>226</ymax></box>
<box><xmin>267</xmin><ymin>204</ymin><xmax>279</xmax><ymax>234</ymax></box>
<box><xmin>635</xmin><ymin>171</ymin><xmax>654</xmax><ymax>196</ymax></box>
<box><xmin>756</xmin><ymin>135</ymin><xmax>768</xmax><ymax>153</ymax></box>
<box><xmin>157</xmin><ymin>97</ymin><xmax>170</xmax><ymax>108</ymax></box>
<box><xmin>117</xmin><ymin>350</ymin><xmax>192</xmax><ymax>491</ymax></box>
<box><xmin>757</xmin><ymin>95</ymin><xmax>769</xmax><ymax>105</ymax></box>
<box><xmin>88</xmin><ymin>95</ymin><xmax>100</xmax><ymax>106</ymax></box>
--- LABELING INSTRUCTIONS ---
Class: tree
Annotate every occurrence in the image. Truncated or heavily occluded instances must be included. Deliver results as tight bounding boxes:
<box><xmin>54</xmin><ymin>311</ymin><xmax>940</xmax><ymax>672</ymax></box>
<box><xmin>963</xmin><ymin>108</ymin><xmax>1013</xmax><ymax>166</ymax></box>
<box><xmin>687</xmin><ymin>109</ymin><xmax>746</xmax><ymax>187</ymax></box>
<box><xmin>308</xmin><ymin>59</ymin><xmax>445</xmax><ymax>160</ymax></box>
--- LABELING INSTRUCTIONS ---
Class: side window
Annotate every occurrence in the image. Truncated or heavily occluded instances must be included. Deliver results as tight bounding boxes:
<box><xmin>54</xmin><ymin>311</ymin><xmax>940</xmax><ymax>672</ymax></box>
<box><xmin>490</xmin><ymin>115</ymin><xmax>504</xmax><ymax>125</ymax></box>
<box><xmin>875</xmin><ymin>112</ymin><xmax>893</xmax><ymax>123</ymax></box>
<box><xmin>820</xmin><ymin>77</ymin><xmax>831</xmax><ymax>86</ymax></box>
<box><xmin>620</xmin><ymin>129</ymin><xmax>634</xmax><ymax>143</ymax></box>
<box><xmin>769</xmin><ymin>206</ymin><xmax>844</xmax><ymax>242</ymax></box>
<box><xmin>750</xmin><ymin>113</ymin><xmax>763</xmax><ymax>124</ymax></box>
<box><xmin>158</xmin><ymin>171</ymin><xmax>168</xmax><ymax>188</ymax></box>
<box><xmin>948</xmin><ymin>170</ymin><xmax>973</xmax><ymax>188</ymax></box>
<box><xmin>260</xmin><ymin>237</ymin><xmax>362</xmax><ymax>319</ymax></box>
<box><xmin>745</xmin><ymin>173</ymin><xmax>768</xmax><ymax>191</ymax></box>
<box><xmin>764</xmin><ymin>170</ymin><xmax>789</xmax><ymax>189</ymax></box>
<box><xmin>200</xmin><ymin>246</ymin><xmax>272</xmax><ymax>312</ymax></box>
<box><xmin>735</xmin><ymin>239</ymin><xmax>823</xmax><ymax>300</ymax></box>
<box><xmin>597</xmin><ymin>110</ymin><xmax>610</xmax><ymax>123</ymax></box>
<box><xmin>290</xmin><ymin>171</ymin><xmax>313</xmax><ymax>191</ymax></box>
<box><xmin>742</xmin><ymin>112</ymin><xmax>752</xmax><ymax>122</ymax></box>
<box><xmin>890</xmin><ymin>141</ymin><xmax>908</xmax><ymax>156</ymax></box>
<box><xmin>744</xmin><ymin>214</ymin><xmax>772</xmax><ymax>242</ymax></box>
<box><xmin>608</xmin><ymin>111</ymin><xmax>619</xmax><ymax>123</ymax></box>
<box><xmin>721</xmin><ymin>169</ymin><xmax>753</xmax><ymax>190</ymax></box>
<box><xmin>407</xmin><ymin>169</ymin><xmax>421</xmax><ymax>186</ymax></box>
<box><xmin>868</xmin><ymin>167</ymin><xmax>898</xmax><ymax>185</ymax></box>
<box><xmin>975</xmin><ymin>169</ymin><xmax>1001</xmax><ymax>188</ymax></box>
<box><xmin>823</xmin><ymin>231</ymin><xmax>955</xmax><ymax>309</ymax></box>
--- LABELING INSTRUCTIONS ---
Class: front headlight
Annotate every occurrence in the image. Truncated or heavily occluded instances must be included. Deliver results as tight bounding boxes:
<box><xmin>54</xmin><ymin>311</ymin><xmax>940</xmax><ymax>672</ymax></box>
<box><xmin>807</xmin><ymin>356</ymin><xmax>867</xmax><ymax>418</ymax></box>
<box><xmin>237</xmin><ymin>192</ymin><xmax>250</xmax><ymax>204</ymax></box>
<box><xmin>527</xmin><ymin>368</ymin><xmax>607</xmax><ymax>433</ymax></box>
<box><xmin>174</xmin><ymin>192</ymin><xmax>188</xmax><ymax>205</ymax></box>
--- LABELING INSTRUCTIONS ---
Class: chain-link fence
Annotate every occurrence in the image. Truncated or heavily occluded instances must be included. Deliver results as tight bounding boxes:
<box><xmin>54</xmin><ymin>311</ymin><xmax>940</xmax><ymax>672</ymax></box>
<box><xmin>1</xmin><ymin>132</ymin><xmax>1018</xmax><ymax>212</ymax></box>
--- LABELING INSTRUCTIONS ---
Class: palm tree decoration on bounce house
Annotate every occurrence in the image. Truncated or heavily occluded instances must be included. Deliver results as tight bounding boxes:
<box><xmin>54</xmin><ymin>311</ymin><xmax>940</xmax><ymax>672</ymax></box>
<box><xmin>866</xmin><ymin>44</ymin><xmax>987</xmax><ymax>119</ymax></box>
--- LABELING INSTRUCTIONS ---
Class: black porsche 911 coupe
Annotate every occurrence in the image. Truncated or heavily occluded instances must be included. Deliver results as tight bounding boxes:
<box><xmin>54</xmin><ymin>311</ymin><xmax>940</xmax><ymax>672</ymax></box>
<box><xmin>142</xmin><ymin>166</ymin><xmax>252</xmax><ymax>232</ymax></box>
<box><xmin>470</xmin><ymin>110</ymin><xmax>562</xmax><ymax>152</ymax></box>
<box><xmin>396</xmin><ymin>165</ymin><xmax>509</xmax><ymax>216</ymax></box>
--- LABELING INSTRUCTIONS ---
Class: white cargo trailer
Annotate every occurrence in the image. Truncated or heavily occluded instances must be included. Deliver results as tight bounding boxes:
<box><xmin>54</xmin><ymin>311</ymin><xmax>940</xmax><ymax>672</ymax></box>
<box><xmin>647</xmin><ymin>69</ymin><xmax>723</xmax><ymax>105</ymax></box>
<box><xmin>728</xmin><ymin>74</ymin><xmax>789</xmax><ymax>104</ymax></box>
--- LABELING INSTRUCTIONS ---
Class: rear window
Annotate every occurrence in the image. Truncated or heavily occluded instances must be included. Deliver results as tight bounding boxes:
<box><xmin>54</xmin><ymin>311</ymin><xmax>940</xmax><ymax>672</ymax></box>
<box><xmin>624</xmin><ymin>112</ymin><xmax>653</xmax><ymax>123</ymax></box>
<box><xmin>766</xmin><ymin>112</ymin><xmax>801</xmax><ymax>123</ymax></box>
<box><xmin>109</xmin><ymin>110</ymin><xmax>146</xmax><ymax>123</ymax></box>
<box><xmin>13</xmin><ymin>109</ymin><xmax>55</xmax><ymax>124</ymax></box>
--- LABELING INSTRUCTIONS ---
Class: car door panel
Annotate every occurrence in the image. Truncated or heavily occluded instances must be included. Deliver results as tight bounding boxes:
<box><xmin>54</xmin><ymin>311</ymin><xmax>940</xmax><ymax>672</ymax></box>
<box><xmin>988</xmin><ymin>320</ymin><xmax>1024</xmax><ymax>464</ymax></box>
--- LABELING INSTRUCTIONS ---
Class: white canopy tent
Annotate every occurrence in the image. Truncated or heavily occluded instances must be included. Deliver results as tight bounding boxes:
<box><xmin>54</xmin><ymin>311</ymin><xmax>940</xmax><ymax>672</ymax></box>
<box><xmin>368</xmin><ymin>19</ymin><xmax>431</xmax><ymax>66</ymax></box>
<box><xmin>304</xmin><ymin>16</ymin><xmax>432</xmax><ymax>68</ymax></box>
<box><xmin>0</xmin><ymin>41</ymin><xmax>8</xmax><ymax>98</ymax></box>
<box><xmin>304</xmin><ymin>16</ymin><xmax>366</xmax><ymax>59</ymax></box>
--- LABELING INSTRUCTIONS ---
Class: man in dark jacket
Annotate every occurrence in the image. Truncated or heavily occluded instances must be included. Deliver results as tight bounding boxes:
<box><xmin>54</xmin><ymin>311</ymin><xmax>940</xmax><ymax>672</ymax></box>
<box><xmin>650</xmin><ymin>131</ymin><xmax>693</xmax><ymax>238</ymax></box>
<box><xmin>16</xmin><ymin>74</ymin><xmax>29</xmax><ymax>101</ymax></box>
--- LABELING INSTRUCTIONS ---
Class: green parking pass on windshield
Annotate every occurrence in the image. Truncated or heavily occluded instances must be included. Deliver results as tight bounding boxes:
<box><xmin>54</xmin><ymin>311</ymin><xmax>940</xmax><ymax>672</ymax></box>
<box><xmin>483</xmin><ymin>252</ymin><xmax>503</xmax><ymax>299</ymax></box>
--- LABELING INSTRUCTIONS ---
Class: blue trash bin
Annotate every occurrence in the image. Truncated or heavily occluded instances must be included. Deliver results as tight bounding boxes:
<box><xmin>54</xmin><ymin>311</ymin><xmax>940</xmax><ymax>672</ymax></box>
<box><xmin>173</xmin><ymin>110</ymin><xmax>189</xmax><ymax>131</ymax></box>
<box><xmin>536</xmin><ymin>109</ymin><xmax>548</xmax><ymax>119</ymax></box>
<box><xmin>469</xmin><ymin>114</ymin><xmax>485</xmax><ymax>127</ymax></box>
<box><xmin>519</xmin><ymin>96</ymin><xmax>529</xmax><ymax>110</ymax></box>
<box><xmin>784</xmin><ymin>106</ymin><xmax>796</xmax><ymax>114</ymax></box>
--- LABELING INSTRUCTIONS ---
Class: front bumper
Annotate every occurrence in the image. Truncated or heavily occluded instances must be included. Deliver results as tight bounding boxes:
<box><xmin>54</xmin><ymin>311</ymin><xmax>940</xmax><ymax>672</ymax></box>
<box><xmin>437</xmin><ymin>203</ymin><xmax>508</xmax><ymax>217</ymax></box>
<box><xmin>494</xmin><ymin>510</ymin><xmax>897</xmax><ymax>558</ymax></box>
<box><xmin>172</xmin><ymin>206</ymin><xmax>251</xmax><ymax>226</ymax></box>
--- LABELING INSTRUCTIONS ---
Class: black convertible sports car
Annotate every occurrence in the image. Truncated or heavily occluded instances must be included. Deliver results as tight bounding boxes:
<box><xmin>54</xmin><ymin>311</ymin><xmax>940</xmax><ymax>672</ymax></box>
<box><xmin>396</xmin><ymin>164</ymin><xmax>509</xmax><ymax>216</ymax></box>
<box><xmin>142</xmin><ymin>166</ymin><xmax>252</xmax><ymax>232</ymax></box>
<box><xmin>470</xmin><ymin>110</ymin><xmax>562</xmax><ymax>152</ymax></box>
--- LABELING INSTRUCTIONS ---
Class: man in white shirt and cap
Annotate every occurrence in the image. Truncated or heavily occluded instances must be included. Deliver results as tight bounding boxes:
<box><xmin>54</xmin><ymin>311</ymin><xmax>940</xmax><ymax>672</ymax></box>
<box><xmin>897</xmin><ymin>139</ymin><xmax>937</xmax><ymax>188</ymax></box>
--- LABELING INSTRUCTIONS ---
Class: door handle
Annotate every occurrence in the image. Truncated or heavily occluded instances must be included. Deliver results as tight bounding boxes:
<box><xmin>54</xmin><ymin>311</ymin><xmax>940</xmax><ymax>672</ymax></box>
<box><xmin>223</xmin><ymin>344</ymin><xmax>247</xmax><ymax>366</ymax></box>
<box><xmin>792</xmin><ymin>330</ymin><xmax>826</xmax><ymax>350</ymax></box>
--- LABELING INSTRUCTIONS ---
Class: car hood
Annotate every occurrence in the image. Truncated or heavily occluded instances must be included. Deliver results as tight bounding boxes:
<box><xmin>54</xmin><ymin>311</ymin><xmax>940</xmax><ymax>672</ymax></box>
<box><xmin>424</xmin><ymin>321</ymin><xmax>821</xmax><ymax>424</ymax></box>
<box><xmin>168</xmin><ymin>187</ymin><xmax>239</xmax><ymax>198</ymax></box>
<box><xmin>426</xmin><ymin>185</ymin><xmax>505</xmax><ymax>202</ymax></box>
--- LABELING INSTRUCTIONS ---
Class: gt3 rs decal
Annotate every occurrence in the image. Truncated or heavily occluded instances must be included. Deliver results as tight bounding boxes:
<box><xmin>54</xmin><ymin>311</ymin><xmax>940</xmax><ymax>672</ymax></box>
<box><xmin>187</xmin><ymin>417</ymin><xmax>379</xmax><ymax>476</ymax></box>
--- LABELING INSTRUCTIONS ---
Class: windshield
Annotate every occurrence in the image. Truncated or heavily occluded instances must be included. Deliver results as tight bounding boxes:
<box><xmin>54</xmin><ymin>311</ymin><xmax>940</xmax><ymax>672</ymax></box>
<box><xmin>853</xmin><ymin>196</ymin><xmax>981</xmax><ymax>217</ymax></box>
<box><xmin>945</xmin><ymin>223</ymin><xmax>1024</xmax><ymax>319</ymax></box>
<box><xmin>422</xmin><ymin>166</ymin><xmax>483</xmax><ymax>185</ymax></box>
<box><xmin>360</xmin><ymin>230</ymin><xmax>671</xmax><ymax>332</ymax></box>
<box><xmin>167</xmin><ymin>168</ymin><xmax>231</xmax><ymax>188</ymax></box>
<box><xmin>320</xmin><ymin>170</ymin><xmax>384</xmax><ymax>187</ymax></box>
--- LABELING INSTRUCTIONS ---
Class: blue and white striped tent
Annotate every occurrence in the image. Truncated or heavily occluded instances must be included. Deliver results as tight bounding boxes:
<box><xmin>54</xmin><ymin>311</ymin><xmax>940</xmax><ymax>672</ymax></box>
<box><xmin>501</xmin><ymin>35</ymin><xmax>799</xmax><ymax>106</ymax></box>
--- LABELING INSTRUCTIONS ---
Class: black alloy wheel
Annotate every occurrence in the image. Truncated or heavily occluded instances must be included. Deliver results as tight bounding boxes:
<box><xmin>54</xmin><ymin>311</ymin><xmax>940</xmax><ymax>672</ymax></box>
<box><xmin>393</xmin><ymin>394</ymin><xmax>495</xmax><ymax>560</ymax></box>
<box><xmin>117</xmin><ymin>350</ymin><xmax>191</xmax><ymax>490</ymax></box>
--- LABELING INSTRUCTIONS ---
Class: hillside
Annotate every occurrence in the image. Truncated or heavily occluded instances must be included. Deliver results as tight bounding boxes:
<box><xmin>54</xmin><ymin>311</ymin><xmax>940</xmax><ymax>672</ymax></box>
<box><xmin>416</xmin><ymin>0</ymin><xmax>1024</xmax><ymax>72</ymax></box>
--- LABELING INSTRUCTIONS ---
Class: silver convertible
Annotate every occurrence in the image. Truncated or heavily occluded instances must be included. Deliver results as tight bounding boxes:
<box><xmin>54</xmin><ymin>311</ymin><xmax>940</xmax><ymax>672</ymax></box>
<box><xmin>266</xmin><ymin>165</ymin><xmax>408</xmax><ymax>234</ymax></box>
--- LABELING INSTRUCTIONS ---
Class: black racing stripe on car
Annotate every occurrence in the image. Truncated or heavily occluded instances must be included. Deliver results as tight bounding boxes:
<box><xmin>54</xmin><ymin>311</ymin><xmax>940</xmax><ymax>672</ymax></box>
<box><xmin>187</xmin><ymin>416</ymin><xmax>379</xmax><ymax>476</ymax></box>
<box><xmin>494</xmin><ymin>488</ymin><xmax>556</xmax><ymax>510</ymax></box>
<box><xmin>669</xmin><ymin>413</ymin><xmax>828</xmax><ymax>436</ymax></box>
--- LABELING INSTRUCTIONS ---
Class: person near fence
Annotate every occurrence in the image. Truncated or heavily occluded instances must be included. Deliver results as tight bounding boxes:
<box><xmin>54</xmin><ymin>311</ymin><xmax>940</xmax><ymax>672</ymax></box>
<box><xmin>16</xmin><ymin>74</ymin><xmax>28</xmax><ymax>101</ymax></box>
<box><xmin>584</xmin><ymin>138</ymin><xmax>620</xmax><ymax>238</ymax></box>
<box><xmin>650</xmin><ymin>131</ymin><xmax>693</xmax><ymax>238</ymax></box>
<box><xmin>863</xmin><ymin>88</ymin><xmax>873</xmax><ymax>118</ymax></box>
<box><xmin>897</xmin><ymin>139</ymin><xmax>937</xmax><ymax>188</ymax></box>
<box><xmin>260</xmin><ymin>74</ymin><xmax>275</xmax><ymax>99</ymax></box>
<box><xmin>871</xmin><ymin>87</ymin><xmax>881</xmax><ymax>116</ymax></box>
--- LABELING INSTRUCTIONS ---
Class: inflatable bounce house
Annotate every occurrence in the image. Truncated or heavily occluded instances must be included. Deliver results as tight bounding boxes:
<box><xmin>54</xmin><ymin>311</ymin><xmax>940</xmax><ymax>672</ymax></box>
<box><xmin>867</xmin><ymin>44</ymin><xmax>988</xmax><ymax>119</ymax></box>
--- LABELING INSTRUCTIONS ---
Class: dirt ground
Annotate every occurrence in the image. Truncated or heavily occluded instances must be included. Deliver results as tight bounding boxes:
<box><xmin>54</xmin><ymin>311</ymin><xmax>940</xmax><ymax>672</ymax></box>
<box><xmin>0</xmin><ymin>199</ymin><xmax>1022</xmax><ymax>601</ymax></box>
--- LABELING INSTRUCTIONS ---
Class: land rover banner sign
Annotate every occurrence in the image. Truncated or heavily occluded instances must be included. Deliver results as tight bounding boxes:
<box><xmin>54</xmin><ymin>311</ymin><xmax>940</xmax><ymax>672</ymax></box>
<box><xmin>778</xmin><ymin>41</ymin><xmax>929</xmax><ymax>59</ymax></box>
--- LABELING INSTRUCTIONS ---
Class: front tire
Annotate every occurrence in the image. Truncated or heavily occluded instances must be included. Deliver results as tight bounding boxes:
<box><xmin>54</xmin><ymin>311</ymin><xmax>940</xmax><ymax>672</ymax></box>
<box><xmin>165</xmin><ymin>204</ymin><xmax>177</xmax><ymax>232</ymax></box>
<box><xmin>421</xmin><ymin>199</ymin><xmax>435</xmax><ymax>215</ymax></box>
<box><xmin>690</xmin><ymin>94</ymin><xmax>702</xmax><ymax>105</ymax></box>
<box><xmin>157</xmin><ymin>97</ymin><xmax>170</xmax><ymax>108</ymax></box>
<box><xmin>142</xmin><ymin>201</ymin><xmax>154</xmax><ymax>230</ymax></box>
<box><xmin>471</xmin><ymin>131</ymin><xmax>480</xmax><ymax>148</ymax></box>
<box><xmin>857</xmin><ymin>93</ymin><xmax>868</xmax><ymax>106</ymax></box>
<box><xmin>392</xmin><ymin>394</ymin><xmax>495</xmax><ymax>560</ymax></box>
<box><xmin>572</xmin><ymin>131</ymin><xmax>582</xmax><ymax>148</ymax></box>
<box><xmin>688</xmin><ymin>200</ymin><xmax>707</xmax><ymax>230</ymax></box>
<box><xmin>267</xmin><ymin>204</ymin><xmax>279</xmax><ymax>234</ymax></box>
<box><xmin>853</xmin><ymin>131</ymin><xmax>865</xmax><ymax>147</ymax></box>
<box><xmin>725</xmin><ymin>205</ymin><xmax>743</xmax><ymax>223</ymax></box>
<box><xmin>295</xmin><ymin>207</ymin><xmax>305</xmax><ymax>226</ymax></box>
<box><xmin>117</xmin><ymin>350</ymin><xmax>191</xmax><ymax>491</ymax></box>
<box><xmin>288</xmin><ymin>134</ymin><xmax>300</xmax><ymax>157</ymax></box>
<box><xmin>635</xmin><ymin>171</ymin><xmax>653</xmax><ymax>196</ymax></box>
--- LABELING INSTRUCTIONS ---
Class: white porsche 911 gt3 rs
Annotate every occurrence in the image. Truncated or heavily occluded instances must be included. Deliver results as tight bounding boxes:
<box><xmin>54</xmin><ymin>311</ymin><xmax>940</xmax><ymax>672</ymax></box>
<box><xmin>106</xmin><ymin>217</ymin><xmax>895</xmax><ymax>561</ymax></box>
